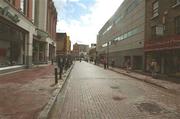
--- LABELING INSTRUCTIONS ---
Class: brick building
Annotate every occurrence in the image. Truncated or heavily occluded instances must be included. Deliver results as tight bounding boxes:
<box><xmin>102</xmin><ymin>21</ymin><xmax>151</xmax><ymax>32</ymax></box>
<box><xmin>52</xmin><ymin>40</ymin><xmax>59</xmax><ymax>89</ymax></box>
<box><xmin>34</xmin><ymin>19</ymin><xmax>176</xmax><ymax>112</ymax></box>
<box><xmin>72</xmin><ymin>43</ymin><xmax>80</xmax><ymax>59</ymax></box>
<box><xmin>0</xmin><ymin>0</ymin><xmax>57</xmax><ymax>70</ymax></box>
<box><xmin>72</xmin><ymin>43</ymin><xmax>89</xmax><ymax>60</ymax></box>
<box><xmin>56</xmin><ymin>33</ymin><xmax>71</xmax><ymax>56</ymax></box>
<box><xmin>144</xmin><ymin>0</ymin><xmax>180</xmax><ymax>76</ymax></box>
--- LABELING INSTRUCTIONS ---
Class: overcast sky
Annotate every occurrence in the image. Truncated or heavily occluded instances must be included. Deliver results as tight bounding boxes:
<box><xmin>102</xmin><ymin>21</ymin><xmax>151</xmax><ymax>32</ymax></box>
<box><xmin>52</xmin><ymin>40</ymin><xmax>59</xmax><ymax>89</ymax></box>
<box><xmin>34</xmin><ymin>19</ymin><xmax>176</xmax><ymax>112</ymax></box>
<box><xmin>53</xmin><ymin>0</ymin><xmax>124</xmax><ymax>46</ymax></box>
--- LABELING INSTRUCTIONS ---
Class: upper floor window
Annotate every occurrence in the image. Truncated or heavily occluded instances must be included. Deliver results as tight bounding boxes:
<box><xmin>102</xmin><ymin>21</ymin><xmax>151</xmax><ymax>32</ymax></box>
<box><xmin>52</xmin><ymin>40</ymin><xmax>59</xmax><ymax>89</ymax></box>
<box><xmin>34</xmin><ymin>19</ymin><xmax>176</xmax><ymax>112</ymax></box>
<box><xmin>175</xmin><ymin>16</ymin><xmax>180</xmax><ymax>34</ymax></box>
<box><xmin>172</xmin><ymin>0</ymin><xmax>180</xmax><ymax>8</ymax></box>
<box><xmin>152</xmin><ymin>1</ymin><xmax>159</xmax><ymax>18</ymax></box>
<box><xmin>20</xmin><ymin>0</ymin><xmax>29</xmax><ymax>15</ymax></box>
<box><xmin>7</xmin><ymin>0</ymin><xmax>15</xmax><ymax>5</ymax></box>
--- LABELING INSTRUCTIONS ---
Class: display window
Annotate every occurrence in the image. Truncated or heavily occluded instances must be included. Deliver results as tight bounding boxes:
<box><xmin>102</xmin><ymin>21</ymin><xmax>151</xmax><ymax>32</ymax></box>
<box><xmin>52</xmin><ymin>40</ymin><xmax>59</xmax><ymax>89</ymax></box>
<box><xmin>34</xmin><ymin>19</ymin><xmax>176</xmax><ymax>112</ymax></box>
<box><xmin>0</xmin><ymin>22</ymin><xmax>25</xmax><ymax>67</ymax></box>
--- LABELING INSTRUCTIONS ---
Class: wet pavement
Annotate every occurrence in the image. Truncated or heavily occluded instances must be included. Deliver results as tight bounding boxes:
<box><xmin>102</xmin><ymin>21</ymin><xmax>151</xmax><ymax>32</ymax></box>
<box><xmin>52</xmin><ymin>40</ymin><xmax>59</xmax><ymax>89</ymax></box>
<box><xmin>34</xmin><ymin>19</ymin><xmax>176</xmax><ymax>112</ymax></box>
<box><xmin>49</xmin><ymin>61</ymin><xmax>180</xmax><ymax>119</ymax></box>
<box><xmin>0</xmin><ymin>65</ymin><xmax>56</xmax><ymax>119</ymax></box>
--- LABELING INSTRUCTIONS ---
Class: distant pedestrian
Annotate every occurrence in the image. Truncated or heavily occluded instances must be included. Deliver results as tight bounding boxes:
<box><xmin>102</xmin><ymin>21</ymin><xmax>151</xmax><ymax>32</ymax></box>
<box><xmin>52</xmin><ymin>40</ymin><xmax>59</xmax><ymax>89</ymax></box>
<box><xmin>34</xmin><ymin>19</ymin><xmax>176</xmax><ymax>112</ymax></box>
<box><xmin>103</xmin><ymin>57</ymin><xmax>107</xmax><ymax>69</ymax></box>
<box><xmin>111</xmin><ymin>59</ymin><xmax>115</xmax><ymax>68</ymax></box>
<box><xmin>57</xmin><ymin>56</ymin><xmax>64</xmax><ymax>79</ymax></box>
<box><xmin>150</xmin><ymin>59</ymin><xmax>158</xmax><ymax>78</ymax></box>
<box><xmin>51</xmin><ymin>58</ymin><xmax>54</xmax><ymax>65</ymax></box>
<box><xmin>125</xmin><ymin>59</ymin><xmax>131</xmax><ymax>73</ymax></box>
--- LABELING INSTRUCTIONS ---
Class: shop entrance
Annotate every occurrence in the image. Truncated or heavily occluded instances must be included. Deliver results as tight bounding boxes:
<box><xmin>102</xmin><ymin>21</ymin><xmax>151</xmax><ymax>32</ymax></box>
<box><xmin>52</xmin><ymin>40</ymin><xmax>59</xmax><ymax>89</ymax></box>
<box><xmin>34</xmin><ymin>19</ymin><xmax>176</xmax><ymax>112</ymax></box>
<box><xmin>133</xmin><ymin>56</ymin><xmax>143</xmax><ymax>70</ymax></box>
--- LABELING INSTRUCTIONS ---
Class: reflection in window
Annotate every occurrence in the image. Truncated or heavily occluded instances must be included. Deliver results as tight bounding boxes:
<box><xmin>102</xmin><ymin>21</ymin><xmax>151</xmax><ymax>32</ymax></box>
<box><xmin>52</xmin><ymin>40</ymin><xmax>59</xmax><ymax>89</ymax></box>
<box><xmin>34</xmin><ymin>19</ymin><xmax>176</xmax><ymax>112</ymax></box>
<box><xmin>0</xmin><ymin>23</ymin><xmax>25</xmax><ymax>67</ymax></box>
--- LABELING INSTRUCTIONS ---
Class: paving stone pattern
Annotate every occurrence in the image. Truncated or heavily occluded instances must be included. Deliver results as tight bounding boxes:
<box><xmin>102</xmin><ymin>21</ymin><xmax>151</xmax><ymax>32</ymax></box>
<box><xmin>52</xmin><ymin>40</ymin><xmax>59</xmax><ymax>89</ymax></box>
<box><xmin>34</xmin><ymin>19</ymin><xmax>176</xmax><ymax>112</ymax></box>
<box><xmin>52</xmin><ymin>62</ymin><xmax>180</xmax><ymax>119</ymax></box>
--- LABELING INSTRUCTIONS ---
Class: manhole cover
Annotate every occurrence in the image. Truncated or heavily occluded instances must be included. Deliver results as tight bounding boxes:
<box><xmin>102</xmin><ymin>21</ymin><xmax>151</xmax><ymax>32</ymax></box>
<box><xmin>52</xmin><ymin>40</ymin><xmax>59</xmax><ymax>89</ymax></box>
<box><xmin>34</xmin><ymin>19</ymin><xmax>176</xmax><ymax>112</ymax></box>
<box><xmin>112</xmin><ymin>96</ymin><xmax>124</xmax><ymax>101</ymax></box>
<box><xmin>136</xmin><ymin>102</ymin><xmax>163</xmax><ymax>115</ymax></box>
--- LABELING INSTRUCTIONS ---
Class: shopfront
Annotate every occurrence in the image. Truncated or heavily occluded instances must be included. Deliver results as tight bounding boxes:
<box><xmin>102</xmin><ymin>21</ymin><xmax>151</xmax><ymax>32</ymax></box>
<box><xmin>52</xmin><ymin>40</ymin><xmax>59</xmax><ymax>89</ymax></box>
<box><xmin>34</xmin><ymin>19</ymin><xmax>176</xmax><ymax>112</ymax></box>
<box><xmin>32</xmin><ymin>37</ymin><xmax>47</xmax><ymax>64</ymax></box>
<box><xmin>0</xmin><ymin>18</ymin><xmax>26</xmax><ymax>67</ymax></box>
<box><xmin>145</xmin><ymin>35</ymin><xmax>180</xmax><ymax>77</ymax></box>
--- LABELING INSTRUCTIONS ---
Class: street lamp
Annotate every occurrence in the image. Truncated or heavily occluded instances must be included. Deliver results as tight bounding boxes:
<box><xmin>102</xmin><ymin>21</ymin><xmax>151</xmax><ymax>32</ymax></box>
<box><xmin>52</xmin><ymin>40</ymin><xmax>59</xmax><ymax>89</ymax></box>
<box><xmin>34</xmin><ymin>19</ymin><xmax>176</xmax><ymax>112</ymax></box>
<box><xmin>107</xmin><ymin>42</ymin><xmax>109</xmax><ymax>68</ymax></box>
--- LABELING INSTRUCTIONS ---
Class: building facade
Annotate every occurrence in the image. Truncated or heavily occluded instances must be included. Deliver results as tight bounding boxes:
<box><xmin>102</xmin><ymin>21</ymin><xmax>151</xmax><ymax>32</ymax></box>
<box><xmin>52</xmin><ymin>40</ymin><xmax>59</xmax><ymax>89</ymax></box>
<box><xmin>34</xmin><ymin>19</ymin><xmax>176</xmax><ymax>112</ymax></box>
<box><xmin>0</xmin><ymin>0</ymin><xmax>36</xmax><ymax>68</ymax></box>
<box><xmin>33</xmin><ymin>0</ymin><xmax>57</xmax><ymax>64</ymax></box>
<box><xmin>56</xmin><ymin>33</ymin><xmax>71</xmax><ymax>56</ymax></box>
<box><xmin>144</xmin><ymin>0</ymin><xmax>180</xmax><ymax>76</ymax></box>
<box><xmin>0</xmin><ymin>0</ymin><xmax>57</xmax><ymax>68</ymax></box>
<box><xmin>97</xmin><ymin>0</ymin><xmax>145</xmax><ymax>70</ymax></box>
<box><xmin>72</xmin><ymin>43</ymin><xmax>89</xmax><ymax>60</ymax></box>
<box><xmin>72</xmin><ymin>43</ymin><xmax>80</xmax><ymax>59</ymax></box>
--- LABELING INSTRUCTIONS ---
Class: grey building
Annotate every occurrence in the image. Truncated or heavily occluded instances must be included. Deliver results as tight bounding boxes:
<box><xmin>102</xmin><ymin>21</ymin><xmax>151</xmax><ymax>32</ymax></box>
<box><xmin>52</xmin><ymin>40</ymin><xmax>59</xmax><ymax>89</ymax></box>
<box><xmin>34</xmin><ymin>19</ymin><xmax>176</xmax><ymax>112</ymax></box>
<box><xmin>97</xmin><ymin>0</ymin><xmax>145</xmax><ymax>70</ymax></box>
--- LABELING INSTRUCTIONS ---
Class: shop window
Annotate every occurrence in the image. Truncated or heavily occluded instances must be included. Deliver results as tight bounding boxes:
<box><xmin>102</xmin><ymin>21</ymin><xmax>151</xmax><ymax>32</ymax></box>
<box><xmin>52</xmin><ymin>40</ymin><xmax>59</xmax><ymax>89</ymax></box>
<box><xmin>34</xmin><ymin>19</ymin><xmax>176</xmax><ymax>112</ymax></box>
<box><xmin>0</xmin><ymin>23</ymin><xmax>25</xmax><ymax>67</ymax></box>
<box><xmin>175</xmin><ymin>16</ymin><xmax>180</xmax><ymax>34</ymax></box>
<box><xmin>152</xmin><ymin>1</ymin><xmax>159</xmax><ymax>18</ymax></box>
<box><xmin>151</xmin><ymin>26</ymin><xmax>157</xmax><ymax>40</ymax></box>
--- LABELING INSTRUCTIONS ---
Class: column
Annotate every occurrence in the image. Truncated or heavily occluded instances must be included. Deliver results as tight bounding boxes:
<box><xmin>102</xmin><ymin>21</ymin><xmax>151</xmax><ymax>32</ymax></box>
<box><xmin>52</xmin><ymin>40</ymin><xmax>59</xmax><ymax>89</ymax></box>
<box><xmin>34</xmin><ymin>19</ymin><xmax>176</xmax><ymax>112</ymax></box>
<box><xmin>25</xmin><ymin>32</ymin><xmax>33</xmax><ymax>68</ymax></box>
<box><xmin>46</xmin><ymin>42</ymin><xmax>49</xmax><ymax>62</ymax></box>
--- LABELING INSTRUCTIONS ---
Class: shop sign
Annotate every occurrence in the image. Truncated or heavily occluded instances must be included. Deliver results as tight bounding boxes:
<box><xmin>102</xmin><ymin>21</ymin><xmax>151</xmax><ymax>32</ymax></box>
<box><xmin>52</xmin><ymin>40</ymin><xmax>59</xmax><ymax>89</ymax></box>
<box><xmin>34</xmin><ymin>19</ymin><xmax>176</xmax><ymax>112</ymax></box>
<box><xmin>0</xmin><ymin>6</ymin><xmax>20</xmax><ymax>23</ymax></box>
<box><xmin>145</xmin><ymin>35</ymin><xmax>180</xmax><ymax>51</ymax></box>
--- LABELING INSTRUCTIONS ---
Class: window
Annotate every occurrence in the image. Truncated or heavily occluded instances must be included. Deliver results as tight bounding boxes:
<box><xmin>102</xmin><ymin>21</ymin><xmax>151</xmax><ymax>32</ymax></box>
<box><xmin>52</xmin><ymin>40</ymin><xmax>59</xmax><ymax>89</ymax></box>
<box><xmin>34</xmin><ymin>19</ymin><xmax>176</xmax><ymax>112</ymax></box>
<box><xmin>123</xmin><ymin>33</ymin><xmax>128</xmax><ymax>39</ymax></box>
<box><xmin>20</xmin><ymin>0</ymin><xmax>28</xmax><ymax>15</ymax></box>
<box><xmin>175</xmin><ymin>16</ymin><xmax>180</xmax><ymax>34</ymax></box>
<box><xmin>152</xmin><ymin>1</ymin><xmax>159</xmax><ymax>18</ymax></box>
<box><xmin>102</xmin><ymin>43</ymin><xmax>108</xmax><ymax>48</ymax></box>
<box><xmin>126</xmin><ymin>0</ymin><xmax>141</xmax><ymax>14</ymax></box>
<box><xmin>7</xmin><ymin>0</ymin><xmax>15</xmax><ymax>5</ymax></box>
<box><xmin>151</xmin><ymin>26</ymin><xmax>157</xmax><ymax>40</ymax></box>
<box><xmin>172</xmin><ymin>0</ymin><xmax>180</xmax><ymax>8</ymax></box>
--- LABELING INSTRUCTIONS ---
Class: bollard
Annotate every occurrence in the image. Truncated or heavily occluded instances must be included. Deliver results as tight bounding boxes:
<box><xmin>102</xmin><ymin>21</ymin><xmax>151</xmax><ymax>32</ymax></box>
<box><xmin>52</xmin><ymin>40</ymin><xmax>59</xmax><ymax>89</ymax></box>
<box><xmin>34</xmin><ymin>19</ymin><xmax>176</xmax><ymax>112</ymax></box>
<box><xmin>59</xmin><ymin>67</ymin><xmax>62</xmax><ymax>79</ymax></box>
<box><xmin>55</xmin><ymin>67</ymin><xmax>58</xmax><ymax>84</ymax></box>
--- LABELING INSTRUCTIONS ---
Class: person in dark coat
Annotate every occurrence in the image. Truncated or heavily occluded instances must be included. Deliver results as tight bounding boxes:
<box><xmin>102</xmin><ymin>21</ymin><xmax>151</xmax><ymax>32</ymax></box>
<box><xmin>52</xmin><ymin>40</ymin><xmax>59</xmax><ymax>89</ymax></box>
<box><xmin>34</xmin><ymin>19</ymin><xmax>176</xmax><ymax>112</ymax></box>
<box><xmin>57</xmin><ymin>56</ymin><xmax>64</xmax><ymax>79</ymax></box>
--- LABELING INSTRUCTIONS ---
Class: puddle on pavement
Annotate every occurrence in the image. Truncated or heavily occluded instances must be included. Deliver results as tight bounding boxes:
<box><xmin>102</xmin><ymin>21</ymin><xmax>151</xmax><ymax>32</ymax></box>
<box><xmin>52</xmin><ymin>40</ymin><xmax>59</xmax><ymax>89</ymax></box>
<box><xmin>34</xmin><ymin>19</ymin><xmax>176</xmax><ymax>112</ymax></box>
<box><xmin>112</xmin><ymin>96</ymin><xmax>125</xmax><ymax>101</ymax></box>
<box><xmin>110</xmin><ymin>86</ymin><xmax>120</xmax><ymax>89</ymax></box>
<box><xmin>136</xmin><ymin>102</ymin><xmax>163</xmax><ymax>115</ymax></box>
<box><xmin>135</xmin><ymin>102</ymin><xmax>180</xmax><ymax>118</ymax></box>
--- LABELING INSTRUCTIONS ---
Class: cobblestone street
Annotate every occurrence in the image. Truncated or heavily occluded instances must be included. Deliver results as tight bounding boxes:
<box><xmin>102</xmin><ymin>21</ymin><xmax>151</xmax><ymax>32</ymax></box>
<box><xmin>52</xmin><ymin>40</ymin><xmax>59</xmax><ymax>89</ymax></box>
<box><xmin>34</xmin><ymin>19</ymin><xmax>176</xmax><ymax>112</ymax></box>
<box><xmin>49</xmin><ymin>61</ymin><xmax>180</xmax><ymax>119</ymax></box>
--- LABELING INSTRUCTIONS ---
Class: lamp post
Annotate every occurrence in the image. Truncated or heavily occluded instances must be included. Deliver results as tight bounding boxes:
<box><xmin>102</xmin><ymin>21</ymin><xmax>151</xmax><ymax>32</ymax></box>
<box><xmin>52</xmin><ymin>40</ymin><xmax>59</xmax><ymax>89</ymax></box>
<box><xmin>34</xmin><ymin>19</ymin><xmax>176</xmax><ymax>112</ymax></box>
<box><xmin>107</xmin><ymin>42</ymin><xmax>109</xmax><ymax>68</ymax></box>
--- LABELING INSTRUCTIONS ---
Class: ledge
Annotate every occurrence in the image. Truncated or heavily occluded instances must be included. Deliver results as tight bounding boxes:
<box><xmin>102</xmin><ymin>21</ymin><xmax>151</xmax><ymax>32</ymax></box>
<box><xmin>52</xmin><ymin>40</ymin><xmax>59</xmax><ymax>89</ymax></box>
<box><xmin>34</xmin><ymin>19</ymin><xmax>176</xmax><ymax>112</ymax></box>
<box><xmin>172</xmin><ymin>2</ymin><xmax>180</xmax><ymax>8</ymax></box>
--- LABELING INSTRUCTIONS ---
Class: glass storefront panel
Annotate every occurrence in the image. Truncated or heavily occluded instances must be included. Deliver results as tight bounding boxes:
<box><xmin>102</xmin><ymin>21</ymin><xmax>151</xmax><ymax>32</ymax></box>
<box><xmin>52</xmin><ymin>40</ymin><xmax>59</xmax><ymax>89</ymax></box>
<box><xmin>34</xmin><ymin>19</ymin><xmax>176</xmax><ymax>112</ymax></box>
<box><xmin>0</xmin><ymin>22</ymin><xmax>25</xmax><ymax>67</ymax></box>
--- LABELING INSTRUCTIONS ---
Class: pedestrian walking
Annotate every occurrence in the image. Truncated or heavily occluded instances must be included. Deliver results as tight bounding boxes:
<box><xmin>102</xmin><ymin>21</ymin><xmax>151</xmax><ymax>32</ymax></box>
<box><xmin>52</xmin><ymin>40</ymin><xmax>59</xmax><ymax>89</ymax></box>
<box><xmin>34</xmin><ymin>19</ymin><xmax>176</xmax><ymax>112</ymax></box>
<box><xmin>125</xmin><ymin>59</ymin><xmax>131</xmax><ymax>73</ymax></box>
<box><xmin>57</xmin><ymin>56</ymin><xmax>64</xmax><ymax>79</ymax></box>
<box><xmin>103</xmin><ymin>57</ymin><xmax>107</xmax><ymax>69</ymax></box>
<box><xmin>111</xmin><ymin>59</ymin><xmax>115</xmax><ymax>68</ymax></box>
<box><xmin>150</xmin><ymin>59</ymin><xmax>158</xmax><ymax>78</ymax></box>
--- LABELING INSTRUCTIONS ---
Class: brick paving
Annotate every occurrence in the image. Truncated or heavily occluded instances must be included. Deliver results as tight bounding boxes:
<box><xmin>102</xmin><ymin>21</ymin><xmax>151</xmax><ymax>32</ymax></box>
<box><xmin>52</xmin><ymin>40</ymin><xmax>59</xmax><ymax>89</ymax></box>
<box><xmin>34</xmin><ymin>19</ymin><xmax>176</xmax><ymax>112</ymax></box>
<box><xmin>0</xmin><ymin>65</ymin><xmax>56</xmax><ymax>119</ymax></box>
<box><xmin>50</xmin><ymin>62</ymin><xmax>180</xmax><ymax>119</ymax></box>
<box><xmin>108</xmin><ymin>66</ymin><xmax>180</xmax><ymax>94</ymax></box>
